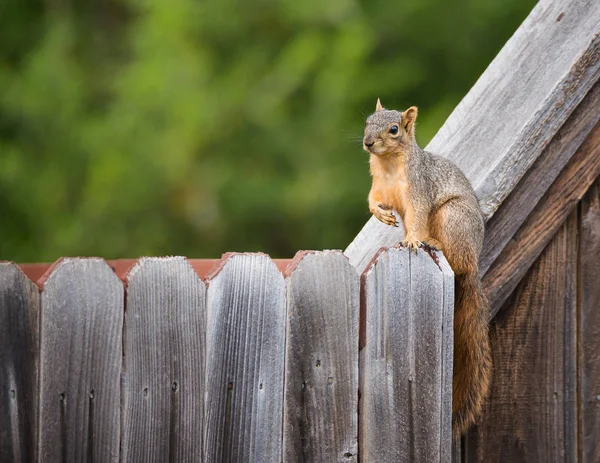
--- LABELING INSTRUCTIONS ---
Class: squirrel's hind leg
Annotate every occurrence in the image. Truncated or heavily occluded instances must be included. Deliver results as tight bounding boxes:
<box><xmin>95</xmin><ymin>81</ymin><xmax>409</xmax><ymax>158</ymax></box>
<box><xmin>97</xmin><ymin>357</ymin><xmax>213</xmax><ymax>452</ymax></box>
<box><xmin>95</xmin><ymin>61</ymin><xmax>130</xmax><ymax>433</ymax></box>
<box><xmin>428</xmin><ymin>198</ymin><xmax>483</xmax><ymax>275</ymax></box>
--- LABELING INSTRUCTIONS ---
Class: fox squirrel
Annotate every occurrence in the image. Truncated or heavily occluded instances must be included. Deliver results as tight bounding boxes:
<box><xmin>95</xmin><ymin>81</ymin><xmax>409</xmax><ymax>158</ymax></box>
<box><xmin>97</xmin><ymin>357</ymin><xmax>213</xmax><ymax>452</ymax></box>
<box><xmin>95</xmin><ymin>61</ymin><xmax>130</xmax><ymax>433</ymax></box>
<box><xmin>364</xmin><ymin>99</ymin><xmax>491</xmax><ymax>436</ymax></box>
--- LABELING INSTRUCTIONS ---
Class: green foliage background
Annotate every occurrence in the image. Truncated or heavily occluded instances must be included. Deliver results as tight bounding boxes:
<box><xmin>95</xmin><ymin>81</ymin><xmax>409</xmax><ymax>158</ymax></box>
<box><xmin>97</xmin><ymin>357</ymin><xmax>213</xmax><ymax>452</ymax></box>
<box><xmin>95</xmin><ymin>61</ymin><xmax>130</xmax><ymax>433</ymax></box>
<box><xmin>0</xmin><ymin>0</ymin><xmax>535</xmax><ymax>262</ymax></box>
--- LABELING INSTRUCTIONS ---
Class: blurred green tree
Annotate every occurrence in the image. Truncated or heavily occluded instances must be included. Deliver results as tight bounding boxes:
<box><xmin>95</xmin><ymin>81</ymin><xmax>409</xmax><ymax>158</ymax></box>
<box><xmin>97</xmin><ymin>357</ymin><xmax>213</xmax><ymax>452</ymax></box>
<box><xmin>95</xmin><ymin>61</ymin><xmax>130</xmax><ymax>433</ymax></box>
<box><xmin>0</xmin><ymin>0</ymin><xmax>535</xmax><ymax>262</ymax></box>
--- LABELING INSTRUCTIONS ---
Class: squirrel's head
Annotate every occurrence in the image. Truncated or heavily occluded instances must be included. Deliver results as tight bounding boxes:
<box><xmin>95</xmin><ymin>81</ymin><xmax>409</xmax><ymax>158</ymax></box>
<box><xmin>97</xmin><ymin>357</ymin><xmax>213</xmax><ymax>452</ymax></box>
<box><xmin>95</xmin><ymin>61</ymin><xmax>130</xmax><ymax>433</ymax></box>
<box><xmin>363</xmin><ymin>99</ymin><xmax>418</xmax><ymax>156</ymax></box>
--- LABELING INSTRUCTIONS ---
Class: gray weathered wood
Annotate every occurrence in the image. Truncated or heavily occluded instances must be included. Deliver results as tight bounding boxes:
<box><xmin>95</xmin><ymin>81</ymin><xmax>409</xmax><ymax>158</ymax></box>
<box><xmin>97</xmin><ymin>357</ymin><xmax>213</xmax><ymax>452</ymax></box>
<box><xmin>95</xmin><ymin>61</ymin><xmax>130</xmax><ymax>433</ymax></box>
<box><xmin>346</xmin><ymin>0</ymin><xmax>600</xmax><ymax>274</ymax></box>
<box><xmin>122</xmin><ymin>257</ymin><xmax>206</xmax><ymax>462</ymax></box>
<box><xmin>438</xmin><ymin>255</ymin><xmax>455</xmax><ymax>461</ymax></box>
<box><xmin>204</xmin><ymin>253</ymin><xmax>286</xmax><ymax>462</ymax></box>
<box><xmin>39</xmin><ymin>258</ymin><xmax>123</xmax><ymax>462</ymax></box>
<box><xmin>464</xmin><ymin>212</ymin><xmax>578</xmax><ymax>462</ymax></box>
<box><xmin>579</xmin><ymin>180</ymin><xmax>600</xmax><ymax>463</ymax></box>
<box><xmin>0</xmin><ymin>263</ymin><xmax>39</xmax><ymax>463</ymax></box>
<box><xmin>345</xmin><ymin>216</ymin><xmax>405</xmax><ymax>275</ymax></box>
<box><xmin>283</xmin><ymin>250</ymin><xmax>359</xmax><ymax>462</ymax></box>
<box><xmin>359</xmin><ymin>247</ymin><xmax>452</xmax><ymax>462</ymax></box>
<box><xmin>480</xmin><ymin>80</ymin><xmax>600</xmax><ymax>275</ymax></box>
<box><xmin>484</xmin><ymin>122</ymin><xmax>600</xmax><ymax>317</ymax></box>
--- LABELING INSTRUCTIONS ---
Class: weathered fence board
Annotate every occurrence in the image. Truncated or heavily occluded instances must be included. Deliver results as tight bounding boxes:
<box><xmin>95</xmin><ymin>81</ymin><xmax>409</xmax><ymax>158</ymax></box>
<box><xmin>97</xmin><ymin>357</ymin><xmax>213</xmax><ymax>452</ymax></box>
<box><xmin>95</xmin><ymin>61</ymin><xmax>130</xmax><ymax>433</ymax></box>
<box><xmin>0</xmin><ymin>263</ymin><xmax>39</xmax><ymax>463</ymax></box>
<box><xmin>38</xmin><ymin>258</ymin><xmax>123</xmax><ymax>462</ymax></box>
<box><xmin>437</xmin><ymin>256</ymin><xmax>454</xmax><ymax>460</ymax></box>
<box><xmin>430</xmin><ymin>0</ymin><xmax>600</xmax><ymax>218</ymax></box>
<box><xmin>359</xmin><ymin>247</ymin><xmax>452</xmax><ymax>462</ymax></box>
<box><xmin>204</xmin><ymin>253</ymin><xmax>286</xmax><ymax>462</ymax></box>
<box><xmin>464</xmin><ymin>212</ymin><xmax>578</xmax><ymax>462</ymax></box>
<box><xmin>480</xmin><ymin>80</ymin><xmax>600</xmax><ymax>275</ymax></box>
<box><xmin>346</xmin><ymin>0</ymin><xmax>600</xmax><ymax>274</ymax></box>
<box><xmin>283</xmin><ymin>251</ymin><xmax>359</xmax><ymax>462</ymax></box>
<box><xmin>122</xmin><ymin>257</ymin><xmax>206</xmax><ymax>462</ymax></box>
<box><xmin>484</xmin><ymin>124</ymin><xmax>600</xmax><ymax>317</ymax></box>
<box><xmin>579</xmin><ymin>181</ymin><xmax>600</xmax><ymax>463</ymax></box>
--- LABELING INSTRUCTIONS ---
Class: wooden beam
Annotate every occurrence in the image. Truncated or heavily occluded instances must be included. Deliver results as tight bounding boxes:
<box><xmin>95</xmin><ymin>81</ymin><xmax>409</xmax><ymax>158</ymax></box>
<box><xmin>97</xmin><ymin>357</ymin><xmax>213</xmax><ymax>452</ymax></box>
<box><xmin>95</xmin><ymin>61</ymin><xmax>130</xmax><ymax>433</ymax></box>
<box><xmin>346</xmin><ymin>0</ymin><xmax>600</xmax><ymax>274</ymax></box>
<box><xmin>483</xmin><ymin>122</ymin><xmax>600</xmax><ymax>317</ymax></box>
<box><xmin>480</xmin><ymin>80</ymin><xmax>600</xmax><ymax>275</ymax></box>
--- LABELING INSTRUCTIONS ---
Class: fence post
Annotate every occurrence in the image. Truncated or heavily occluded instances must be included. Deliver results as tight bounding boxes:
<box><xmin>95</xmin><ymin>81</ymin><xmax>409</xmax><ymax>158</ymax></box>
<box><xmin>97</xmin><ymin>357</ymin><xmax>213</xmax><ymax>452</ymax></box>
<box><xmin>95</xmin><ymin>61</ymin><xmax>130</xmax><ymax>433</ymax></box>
<box><xmin>359</xmin><ymin>247</ymin><xmax>453</xmax><ymax>462</ymax></box>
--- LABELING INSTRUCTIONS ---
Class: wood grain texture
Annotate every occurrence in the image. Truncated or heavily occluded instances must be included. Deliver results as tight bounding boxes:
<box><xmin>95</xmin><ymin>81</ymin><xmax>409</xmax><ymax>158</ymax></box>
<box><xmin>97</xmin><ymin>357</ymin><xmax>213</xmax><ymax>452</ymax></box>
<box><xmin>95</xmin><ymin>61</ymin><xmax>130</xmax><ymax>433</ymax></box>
<box><xmin>437</xmin><ymin>255</ymin><xmax>455</xmax><ymax>461</ymax></box>
<box><xmin>283</xmin><ymin>251</ymin><xmax>359</xmax><ymax>462</ymax></box>
<box><xmin>345</xmin><ymin>215</ymin><xmax>405</xmax><ymax>275</ymax></box>
<box><xmin>204</xmin><ymin>253</ymin><xmax>286</xmax><ymax>462</ymax></box>
<box><xmin>484</xmin><ymin>121</ymin><xmax>600</xmax><ymax>317</ymax></box>
<box><xmin>464</xmin><ymin>212</ymin><xmax>578</xmax><ymax>462</ymax></box>
<box><xmin>0</xmin><ymin>263</ymin><xmax>39</xmax><ymax>463</ymax></box>
<box><xmin>122</xmin><ymin>257</ymin><xmax>206</xmax><ymax>462</ymax></box>
<box><xmin>359</xmin><ymin>247</ymin><xmax>452</xmax><ymax>462</ymax></box>
<box><xmin>579</xmin><ymin>180</ymin><xmax>600</xmax><ymax>463</ymax></box>
<box><xmin>480</xmin><ymin>80</ymin><xmax>600</xmax><ymax>275</ymax></box>
<box><xmin>38</xmin><ymin>258</ymin><xmax>123</xmax><ymax>463</ymax></box>
<box><xmin>430</xmin><ymin>0</ymin><xmax>600</xmax><ymax>219</ymax></box>
<box><xmin>346</xmin><ymin>0</ymin><xmax>600</xmax><ymax>274</ymax></box>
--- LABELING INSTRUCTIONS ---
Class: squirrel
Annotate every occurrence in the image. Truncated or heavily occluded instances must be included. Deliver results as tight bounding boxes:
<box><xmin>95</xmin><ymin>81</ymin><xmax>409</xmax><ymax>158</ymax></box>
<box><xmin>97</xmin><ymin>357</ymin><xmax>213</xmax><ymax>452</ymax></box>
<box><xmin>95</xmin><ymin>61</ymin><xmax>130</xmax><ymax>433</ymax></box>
<box><xmin>363</xmin><ymin>99</ymin><xmax>491</xmax><ymax>437</ymax></box>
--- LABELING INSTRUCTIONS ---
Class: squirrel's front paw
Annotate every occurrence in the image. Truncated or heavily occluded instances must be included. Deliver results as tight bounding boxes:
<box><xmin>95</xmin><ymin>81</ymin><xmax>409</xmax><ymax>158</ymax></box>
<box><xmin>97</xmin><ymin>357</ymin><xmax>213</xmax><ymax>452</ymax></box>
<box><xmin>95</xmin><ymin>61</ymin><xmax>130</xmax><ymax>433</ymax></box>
<box><xmin>400</xmin><ymin>237</ymin><xmax>423</xmax><ymax>252</ymax></box>
<box><xmin>373</xmin><ymin>204</ymin><xmax>398</xmax><ymax>227</ymax></box>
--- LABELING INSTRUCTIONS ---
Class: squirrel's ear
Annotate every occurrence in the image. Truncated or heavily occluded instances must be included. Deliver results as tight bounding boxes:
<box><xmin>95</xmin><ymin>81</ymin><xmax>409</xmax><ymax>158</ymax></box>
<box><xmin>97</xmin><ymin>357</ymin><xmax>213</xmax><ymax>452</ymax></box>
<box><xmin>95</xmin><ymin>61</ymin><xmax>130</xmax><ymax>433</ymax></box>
<box><xmin>402</xmin><ymin>106</ymin><xmax>418</xmax><ymax>133</ymax></box>
<box><xmin>375</xmin><ymin>98</ymin><xmax>384</xmax><ymax>112</ymax></box>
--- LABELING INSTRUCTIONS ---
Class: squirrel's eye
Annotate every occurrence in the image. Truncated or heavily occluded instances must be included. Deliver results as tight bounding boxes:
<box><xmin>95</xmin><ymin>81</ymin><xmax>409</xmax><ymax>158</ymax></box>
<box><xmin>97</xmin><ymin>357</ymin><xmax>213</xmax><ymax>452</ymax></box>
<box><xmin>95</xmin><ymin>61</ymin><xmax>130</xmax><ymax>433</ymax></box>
<box><xmin>389</xmin><ymin>125</ymin><xmax>399</xmax><ymax>135</ymax></box>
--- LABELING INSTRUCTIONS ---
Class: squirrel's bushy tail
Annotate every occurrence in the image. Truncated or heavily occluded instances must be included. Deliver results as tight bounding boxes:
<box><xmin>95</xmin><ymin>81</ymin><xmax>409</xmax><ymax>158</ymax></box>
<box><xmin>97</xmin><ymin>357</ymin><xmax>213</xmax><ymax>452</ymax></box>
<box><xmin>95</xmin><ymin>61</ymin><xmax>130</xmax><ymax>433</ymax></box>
<box><xmin>452</xmin><ymin>270</ymin><xmax>491</xmax><ymax>437</ymax></box>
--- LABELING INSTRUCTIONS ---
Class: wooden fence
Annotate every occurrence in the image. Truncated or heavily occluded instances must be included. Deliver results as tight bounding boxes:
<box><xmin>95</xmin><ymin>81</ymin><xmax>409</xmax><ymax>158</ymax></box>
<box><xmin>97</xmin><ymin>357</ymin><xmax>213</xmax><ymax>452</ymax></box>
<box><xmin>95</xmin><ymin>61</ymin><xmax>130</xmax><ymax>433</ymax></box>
<box><xmin>0</xmin><ymin>249</ymin><xmax>454</xmax><ymax>462</ymax></box>
<box><xmin>3</xmin><ymin>0</ymin><xmax>600</xmax><ymax>461</ymax></box>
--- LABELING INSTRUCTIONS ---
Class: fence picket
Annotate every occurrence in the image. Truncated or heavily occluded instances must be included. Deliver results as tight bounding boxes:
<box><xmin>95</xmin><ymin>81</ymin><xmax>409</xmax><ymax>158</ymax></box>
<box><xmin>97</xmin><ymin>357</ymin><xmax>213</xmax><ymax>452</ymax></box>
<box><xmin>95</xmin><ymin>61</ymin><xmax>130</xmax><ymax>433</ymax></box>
<box><xmin>0</xmin><ymin>263</ymin><xmax>40</xmax><ymax>463</ymax></box>
<box><xmin>122</xmin><ymin>257</ymin><xmax>206</xmax><ymax>462</ymax></box>
<box><xmin>39</xmin><ymin>258</ymin><xmax>123</xmax><ymax>462</ymax></box>
<box><xmin>359</xmin><ymin>248</ymin><xmax>452</xmax><ymax>462</ymax></box>
<box><xmin>204</xmin><ymin>253</ymin><xmax>287</xmax><ymax>462</ymax></box>
<box><xmin>283</xmin><ymin>251</ymin><xmax>359</xmax><ymax>462</ymax></box>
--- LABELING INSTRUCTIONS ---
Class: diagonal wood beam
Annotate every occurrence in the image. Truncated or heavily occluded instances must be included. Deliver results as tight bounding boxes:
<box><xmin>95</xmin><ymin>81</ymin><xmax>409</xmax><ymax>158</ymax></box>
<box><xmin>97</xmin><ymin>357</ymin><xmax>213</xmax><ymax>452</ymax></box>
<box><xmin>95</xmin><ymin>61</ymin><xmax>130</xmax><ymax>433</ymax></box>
<box><xmin>345</xmin><ymin>0</ymin><xmax>600</xmax><ymax>277</ymax></box>
<box><xmin>484</xmin><ymin>123</ymin><xmax>600</xmax><ymax>318</ymax></box>
<box><xmin>480</xmin><ymin>80</ymin><xmax>600</xmax><ymax>275</ymax></box>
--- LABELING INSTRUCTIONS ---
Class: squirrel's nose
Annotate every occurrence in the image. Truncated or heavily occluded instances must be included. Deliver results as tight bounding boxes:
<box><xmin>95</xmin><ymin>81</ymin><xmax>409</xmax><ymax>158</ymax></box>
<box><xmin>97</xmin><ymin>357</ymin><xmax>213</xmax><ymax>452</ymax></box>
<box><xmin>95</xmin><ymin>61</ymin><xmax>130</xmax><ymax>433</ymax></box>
<box><xmin>364</xmin><ymin>139</ymin><xmax>375</xmax><ymax>148</ymax></box>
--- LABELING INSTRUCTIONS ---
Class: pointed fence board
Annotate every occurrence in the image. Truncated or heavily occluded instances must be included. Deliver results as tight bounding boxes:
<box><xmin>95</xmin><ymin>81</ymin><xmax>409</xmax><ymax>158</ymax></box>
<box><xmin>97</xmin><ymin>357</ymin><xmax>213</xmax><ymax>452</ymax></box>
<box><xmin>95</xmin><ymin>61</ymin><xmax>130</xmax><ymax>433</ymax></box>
<box><xmin>38</xmin><ymin>258</ymin><xmax>123</xmax><ymax>463</ymax></box>
<box><xmin>359</xmin><ymin>247</ymin><xmax>453</xmax><ymax>462</ymax></box>
<box><xmin>283</xmin><ymin>251</ymin><xmax>359</xmax><ymax>462</ymax></box>
<box><xmin>0</xmin><ymin>263</ymin><xmax>40</xmax><ymax>463</ymax></box>
<box><xmin>204</xmin><ymin>253</ymin><xmax>287</xmax><ymax>462</ymax></box>
<box><xmin>121</xmin><ymin>257</ymin><xmax>206</xmax><ymax>462</ymax></box>
<box><xmin>579</xmin><ymin>181</ymin><xmax>600</xmax><ymax>463</ymax></box>
<box><xmin>346</xmin><ymin>0</ymin><xmax>600</xmax><ymax>274</ymax></box>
